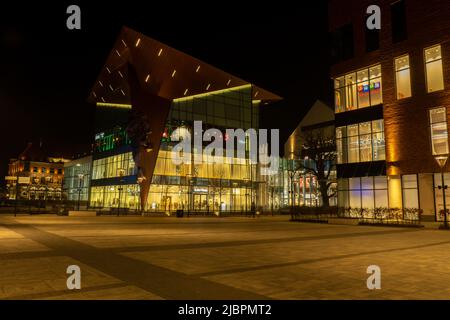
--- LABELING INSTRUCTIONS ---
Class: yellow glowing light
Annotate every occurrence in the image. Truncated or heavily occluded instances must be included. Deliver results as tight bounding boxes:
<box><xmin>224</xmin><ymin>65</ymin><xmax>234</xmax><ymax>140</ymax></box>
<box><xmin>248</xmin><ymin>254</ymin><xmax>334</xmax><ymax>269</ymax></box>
<box><xmin>172</xmin><ymin>70</ymin><xmax>177</xmax><ymax>77</ymax></box>
<box><xmin>106</xmin><ymin>67</ymin><xmax>111</xmax><ymax>74</ymax></box>
<box><xmin>96</xmin><ymin>102</ymin><xmax>131</xmax><ymax>109</ymax></box>
<box><xmin>158</xmin><ymin>48</ymin><xmax>163</xmax><ymax>56</ymax></box>
<box><xmin>118</xmin><ymin>70</ymin><xmax>123</xmax><ymax>78</ymax></box>
<box><xmin>227</xmin><ymin>79</ymin><xmax>231</xmax><ymax>86</ymax></box>
<box><xmin>206</xmin><ymin>83</ymin><xmax>211</xmax><ymax>90</ymax></box>
<box><xmin>121</xmin><ymin>39</ymin><xmax>127</xmax><ymax>47</ymax></box>
<box><xmin>99</xmin><ymin>81</ymin><xmax>104</xmax><ymax>87</ymax></box>
<box><xmin>145</xmin><ymin>74</ymin><xmax>150</xmax><ymax>82</ymax></box>
<box><xmin>135</xmin><ymin>38</ymin><xmax>141</xmax><ymax>47</ymax></box>
<box><xmin>174</xmin><ymin>84</ymin><xmax>251</xmax><ymax>102</ymax></box>
<box><xmin>115</xmin><ymin>49</ymin><xmax>121</xmax><ymax>57</ymax></box>
<box><xmin>184</xmin><ymin>89</ymin><xmax>189</xmax><ymax>96</ymax></box>
<box><xmin>196</xmin><ymin>65</ymin><xmax>201</xmax><ymax>72</ymax></box>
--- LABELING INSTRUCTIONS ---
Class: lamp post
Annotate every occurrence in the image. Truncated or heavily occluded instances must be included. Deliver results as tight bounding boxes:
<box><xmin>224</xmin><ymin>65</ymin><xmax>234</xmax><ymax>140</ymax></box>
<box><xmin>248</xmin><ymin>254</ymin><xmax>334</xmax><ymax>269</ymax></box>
<box><xmin>117</xmin><ymin>168</ymin><xmax>125</xmax><ymax>216</ymax></box>
<box><xmin>434</xmin><ymin>155</ymin><xmax>449</xmax><ymax>229</ymax></box>
<box><xmin>77</xmin><ymin>173</ymin><xmax>84</xmax><ymax>210</ymax></box>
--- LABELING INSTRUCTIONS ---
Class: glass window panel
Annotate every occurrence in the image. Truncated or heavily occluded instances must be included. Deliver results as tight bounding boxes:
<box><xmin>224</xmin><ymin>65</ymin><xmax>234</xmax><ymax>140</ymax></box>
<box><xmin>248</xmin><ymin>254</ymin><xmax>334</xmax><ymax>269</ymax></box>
<box><xmin>403</xmin><ymin>189</ymin><xmax>419</xmax><ymax>209</ymax></box>
<box><xmin>349</xmin><ymin>177</ymin><xmax>361</xmax><ymax>190</ymax></box>
<box><xmin>374</xmin><ymin>176</ymin><xmax>387</xmax><ymax>190</ymax></box>
<box><xmin>361</xmin><ymin>177</ymin><xmax>374</xmax><ymax>189</ymax></box>
<box><xmin>372</xmin><ymin>119</ymin><xmax>384</xmax><ymax>132</ymax></box>
<box><xmin>372</xmin><ymin>131</ymin><xmax>385</xmax><ymax>161</ymax></box>
<box><xmin>359</xmin><ymin>121</ymin><xmax>371</xmax><ymax>135</ymax></box>
<box><xmin>430</xmin><ymin>107</ymin><xmax>446</xmax><ymax>124</ymax></box>
<box><xmin>345</xmin><ymin>73</ymin><xmax>358</xmax><ymax>111</ymax></box>
<box><xmin>425</xmin><ymin>45</ymin><xmax>444</xmax><ymax>92</ymax></box>
<box><xmin>361</xmin><ymin>190</ymin><xmax>375</xmax><ymax>209</ymax></box>
<box><xmin>349</xmin><ymin>190</ymin><xmax>361</xmax><ymax>208</ymax></box>
<box><xmin>375</xmin><ymin>190</ymin><xmax>388</xmax><ymax>207</ymax></box>
<box><xmin>402</xmin><ymin>174</ymin><xmax>417</xmax><ymax>189</ymax></box>
<box><xmin>359</xmin><ymin>134</ymin><xmax>372</xmax><ymax>161</ymax></box>
<box><xmin>395</xmin><ymin>55</ymin><xmax>412</xmax><ymax>99</ymax></box>
<box><xmin>348</xmin><ymin>136</ymin><xmax>360</xmax><ymax>163</ymax></box>
<box><xmin>357</xmin><ymin>70</ymin><xmax>370</xmax><ymax>108</ymax></box>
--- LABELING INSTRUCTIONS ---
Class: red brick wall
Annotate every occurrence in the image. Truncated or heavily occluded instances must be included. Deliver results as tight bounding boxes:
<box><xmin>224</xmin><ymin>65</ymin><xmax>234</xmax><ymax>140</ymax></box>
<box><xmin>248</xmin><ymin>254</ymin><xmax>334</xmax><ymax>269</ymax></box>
<box><xmin>329</xmin><ymin>0</ymin><xmax>450</xmax><ymax>175</ymax></box>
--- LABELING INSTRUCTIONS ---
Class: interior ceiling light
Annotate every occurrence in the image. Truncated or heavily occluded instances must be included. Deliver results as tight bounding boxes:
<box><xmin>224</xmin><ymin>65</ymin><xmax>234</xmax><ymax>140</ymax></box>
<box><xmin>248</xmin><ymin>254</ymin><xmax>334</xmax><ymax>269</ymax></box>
<box><xmin>172</xmin><ymin>70</ymin><xmax>177</xmax><ymax>77</ymax></box>
<box><xmin>227</xmin><ymin>79</ymin><xmax>231</xmax><ymax>86</ymax></box>
<box><xmin>254</xmin><ymin>91</ymin><xmax>259</xmax><ymax>98</ymax></box>
<box><xmin>184</xmin><ymin>89</ymin><xmax>189</xmax><ymax>96</ymax></box>
<box><xmin>196</xmin><ymin>65</ymin><xmax>201</xmax><ymax>73</ymax></box>
<box><xmin>206</xmin><ymin>83</ymin><xmax>211</xmax><ymax>90</ymax></box>
<box><xmin>158</xmin><ymin>48</ymin><xmax>163</xmax><ymax>56</ymax></box>
<box><xmin>145</xmin><ymin>74</ymin><xmax>150</xmax><ymax>83</ymax></box>
<box><xmin>135</xmin><ymin>38</ymin><xmax>141</xmax><ymax>47</ymax></box>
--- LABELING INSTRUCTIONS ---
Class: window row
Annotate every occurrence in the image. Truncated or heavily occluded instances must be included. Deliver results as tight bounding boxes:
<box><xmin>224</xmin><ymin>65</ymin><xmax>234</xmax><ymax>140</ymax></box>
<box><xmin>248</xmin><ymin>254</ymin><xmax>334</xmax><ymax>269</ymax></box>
<box><xmin>335</xmin><ymin>44</ymin><xmax>445</xmax><ymax>113</ymax></box>
<box><xmin>336</xmin><ymin>120</ymin><xmax>385</xmax><ymax>164</ymax></box>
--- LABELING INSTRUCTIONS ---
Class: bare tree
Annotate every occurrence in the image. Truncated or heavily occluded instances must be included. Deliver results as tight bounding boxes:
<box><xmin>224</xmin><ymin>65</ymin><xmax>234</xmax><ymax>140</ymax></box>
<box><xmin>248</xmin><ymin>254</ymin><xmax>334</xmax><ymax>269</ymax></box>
<box><xmin>297</xmin><ymin>128</ymin><xmax>336</xmax><ymax>208</ymax></box>
<box><xmin>286</xmin><ymin>160</ymin><xmax>302</xmax><ymax>214</ymax></box>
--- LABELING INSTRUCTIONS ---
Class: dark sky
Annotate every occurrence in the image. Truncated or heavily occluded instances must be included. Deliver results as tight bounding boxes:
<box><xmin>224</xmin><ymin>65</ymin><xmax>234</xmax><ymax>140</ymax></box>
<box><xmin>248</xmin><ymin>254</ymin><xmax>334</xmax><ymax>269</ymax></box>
<box><xmin>0</xmin><ymin>1</ymin><xmax>330</xmax><ymax>183</ymax></box>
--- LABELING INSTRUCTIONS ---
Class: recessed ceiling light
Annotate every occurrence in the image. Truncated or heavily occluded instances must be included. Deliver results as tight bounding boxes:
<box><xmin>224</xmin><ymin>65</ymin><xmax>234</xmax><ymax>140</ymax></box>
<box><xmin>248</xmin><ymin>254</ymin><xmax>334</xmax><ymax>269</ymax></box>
<box><xmin>118</xmin><ymin>70</ymin><xmax>123</xmax><ymax>78</ymax></box>
<box><xmin>196</xmin><ymin>65</ymin><xmax>201</xmax><ymax>73</ymax></box>
<box><xmin>121</xmin><ymin>39</ymin><xmax>127</xmax><ymax>47</ymax></box>
<box><xmin>227</xmin><ymin>79</ymin><xmax>231</xmax><ymax>86</ymax></box>
<box><xmin>206</xmin><ymin>83</ymin><xmax>211</xmax><ymax>90</ymax></box>
<box><xmin>145</xmin><ymin>74</ymin><xmax>150</xmax><ymax>83</ymax></box>
<box><xmin>172</xmin><ymin>70</ymin><xmax>177</xmax><ymax>77</ymax></box>
<box><xmin>184</xmin><ymin>89</ymin><xmax>189</xmax><ymax>96</ymax></box>
<box><xmin>254</xmin><ymin>91</ymin><xmax>259</xmax><ymax>97</ymax></box>
<box><xmin>115</xmin><ymin>50</ymin><xmax>121</xmax><ymax>57</ymax></box>
<box><xmin>135</xmin><ymin>38</ymin><xmax>141</xmax><ymax>47</ymax></box>
<box><xmin>158</xmin><ymin>48</ymin><xmax>163</xmax><ymax>56</ymax></box>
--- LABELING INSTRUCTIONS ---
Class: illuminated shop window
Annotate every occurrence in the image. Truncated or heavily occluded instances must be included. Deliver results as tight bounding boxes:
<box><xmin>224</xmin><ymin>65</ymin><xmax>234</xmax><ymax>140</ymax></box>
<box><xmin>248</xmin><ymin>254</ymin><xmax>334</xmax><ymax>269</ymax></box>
<box><xmin>336</xmin><ymin>119</ymin><xmax>385</xmax><ymax>164</ymax></box>
<box><xmin>402</xmin><ymin>174</ymin><xmax>418</xmax><ymax>209</ymax></box>
<box><xmin>395</xmin><ymin>54</ymin><xmax>412</xmax><ymax>99</ymax></box>
<box><xmin>337</xmin><ymin>176</ymin><xmax>388</xmax><ymax>211</ymax></box>
<box><xmin>429</xmin><ymin>107</ymin><xmax>449</xmax><ymax>155</ymax></box>
<box><xmin>334</xmin><ymin>64</ymin><xmax>382</xmax><ymax>113</ymax></box>
<box><xmin>425</xmin><ymin>45</ymin><xmax>444</xmax><ymax>93</ymax></box>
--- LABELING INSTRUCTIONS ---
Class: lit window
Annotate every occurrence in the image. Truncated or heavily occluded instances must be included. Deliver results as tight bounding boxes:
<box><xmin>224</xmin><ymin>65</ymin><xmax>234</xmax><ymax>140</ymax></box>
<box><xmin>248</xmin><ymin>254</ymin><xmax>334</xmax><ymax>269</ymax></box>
<box><xmin>425</xmin><ymin>45</ymin><xmax>444</xmax><ymax>93</ymax></box>
<box><xmin>335</xmin><ymin>120</ymin><xmax>385</xmax><ymax>164</ymax></box>
<box><xmin>334</xmin><ymin>64</ymin><xmax>382</xmax><ymax>113</ymax></box>
<box><xmin>395</xmin><ymin>54</ymin><xmax>412</xmax><ymax>99</ymax></box>
<box><xmin>429</xmin><ymin>107</ymin><xmax>449</xmax><ymax>155</ymax></box>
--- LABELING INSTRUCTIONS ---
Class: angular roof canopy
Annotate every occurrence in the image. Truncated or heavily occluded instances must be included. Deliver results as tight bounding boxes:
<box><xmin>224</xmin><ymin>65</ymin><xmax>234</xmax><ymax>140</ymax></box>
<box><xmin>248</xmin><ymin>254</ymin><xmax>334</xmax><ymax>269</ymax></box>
<box><xmin>88</xmin><ymin>26</ymin><xmax>282</xmax><ymax>105</ymax></box>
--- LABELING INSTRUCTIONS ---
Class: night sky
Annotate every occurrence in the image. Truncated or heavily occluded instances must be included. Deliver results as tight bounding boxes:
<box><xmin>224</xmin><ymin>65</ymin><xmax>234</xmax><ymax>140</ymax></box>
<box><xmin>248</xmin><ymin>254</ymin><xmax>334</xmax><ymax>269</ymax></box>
<box><xmin>0</xmin><ymin>1</ymin><xmax>330</xmax><ymax>185</ymax></box>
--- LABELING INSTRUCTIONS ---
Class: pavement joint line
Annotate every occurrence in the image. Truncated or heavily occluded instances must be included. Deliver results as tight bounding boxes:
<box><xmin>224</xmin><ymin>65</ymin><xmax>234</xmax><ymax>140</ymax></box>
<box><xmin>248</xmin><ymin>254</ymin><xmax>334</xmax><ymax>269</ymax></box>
<box><xmin>194</xmin><ymin>239</ymin><xmax>450</xmax><ymax>277</ymax></box>
<box><xmin>110</xmin><ymin>228</ymin><xmax>420</xmax><ymax>253</ymax></box>
<box><xmin>0</xmin><ymin>250</ymin><xmax>61</xmax><ymax>261</ymax></box>
<box><xmin>0</xmin><ymin>220</ymin><xmax>269</xmax><ymax>300</ymax></box>
<box><xmin>4</xmin><ymin>282</ymin><xmax>129</xmax><ymax>300</ymax></box>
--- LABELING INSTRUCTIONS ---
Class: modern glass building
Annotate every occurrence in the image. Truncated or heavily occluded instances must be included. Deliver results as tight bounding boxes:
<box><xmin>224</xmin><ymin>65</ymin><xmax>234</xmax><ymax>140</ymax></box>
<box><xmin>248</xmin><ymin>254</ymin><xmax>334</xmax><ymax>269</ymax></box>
<box><xmin>63</xmin><ymin>155</ymin><xmax>92</xmax><ymax>205</ymax></box>
<box><xmin>87</xmin><ymin>27</ymin><xmax>281</xmax><ymax>213</ymax></box>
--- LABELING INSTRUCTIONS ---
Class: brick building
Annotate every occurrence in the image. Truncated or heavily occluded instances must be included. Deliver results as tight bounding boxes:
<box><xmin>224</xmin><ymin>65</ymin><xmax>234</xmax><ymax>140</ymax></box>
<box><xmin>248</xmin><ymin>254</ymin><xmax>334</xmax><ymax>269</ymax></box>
<box><xmin>329</xmin><ymin>0</ymin><xmax>450</xmax><ymax>221</ymax></box>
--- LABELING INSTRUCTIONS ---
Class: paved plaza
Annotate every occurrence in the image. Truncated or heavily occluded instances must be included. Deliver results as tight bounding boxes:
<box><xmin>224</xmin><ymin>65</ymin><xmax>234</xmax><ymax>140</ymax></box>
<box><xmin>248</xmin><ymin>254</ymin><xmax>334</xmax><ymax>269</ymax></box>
<box><xmin>1</xmin><ymin>214</ymin><xmax>450</xmax><ymax>299</ymax></box>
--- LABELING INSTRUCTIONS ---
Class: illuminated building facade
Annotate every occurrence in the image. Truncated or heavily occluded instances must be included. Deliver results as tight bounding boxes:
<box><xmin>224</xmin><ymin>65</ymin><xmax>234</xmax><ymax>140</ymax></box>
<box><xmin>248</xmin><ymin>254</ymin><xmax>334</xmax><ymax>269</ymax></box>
<box><xmin>282</xmin><ymin>100</ymin><xmax>336</xmax><ymax>208</ymax></box>
<box><xmin>5</xmin><ymin>142</ymin><xmax>69</xmax><ymax>200</ymax></box>
<box><xmin>63</xmin><ymin>155</ymin><xmax>92</xmax><ymax>205</ymax></box>
<box><xmin>329</xmin><ymin>0</ymin><xmax>450</xmax><ymax>221</ymax></box>
<box><xmin>88</xmin><ymin>27</ymin><xmax>281</xmax><ymax>213</ymax></box>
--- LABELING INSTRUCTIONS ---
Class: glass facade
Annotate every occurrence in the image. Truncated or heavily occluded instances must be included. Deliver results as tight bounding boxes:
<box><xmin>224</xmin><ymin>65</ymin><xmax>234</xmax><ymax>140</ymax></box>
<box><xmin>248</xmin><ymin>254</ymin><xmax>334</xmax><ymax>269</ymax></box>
<box><xmin>90</xmin><ymin>85</ymin><xmax>261</xmax><ymax>212</ymax></box>
<box><xmin>63</xmin><ymin>157</ymin><xmax>91</xmax><ymax>202</ymax></box>
<box><xmin>334</xmin><ymin>64</ymin><xmax>383</xmax><ymax>113</ymax></box>
<box><xmin>338</xmin><ymin>176</ymin><xmax>388</xmax><ymax>213</ymax></box>
<box><xmin>336</xmin><ymin>120</ymin><xmax>385</xmax><ymax>164</ymax></box>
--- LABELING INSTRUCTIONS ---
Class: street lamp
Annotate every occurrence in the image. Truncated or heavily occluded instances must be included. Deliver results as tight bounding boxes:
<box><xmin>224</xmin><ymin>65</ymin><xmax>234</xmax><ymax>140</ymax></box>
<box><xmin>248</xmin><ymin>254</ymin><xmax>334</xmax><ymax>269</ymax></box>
<box><xmin>77</xmin><ymin>173</ymin><xmax>84</xmax><ymax>210</ymax></box>
<box><xmin>434</xmin><ymin>155</ymin><xmax>449</xmax><ymax>229</ymax></box>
